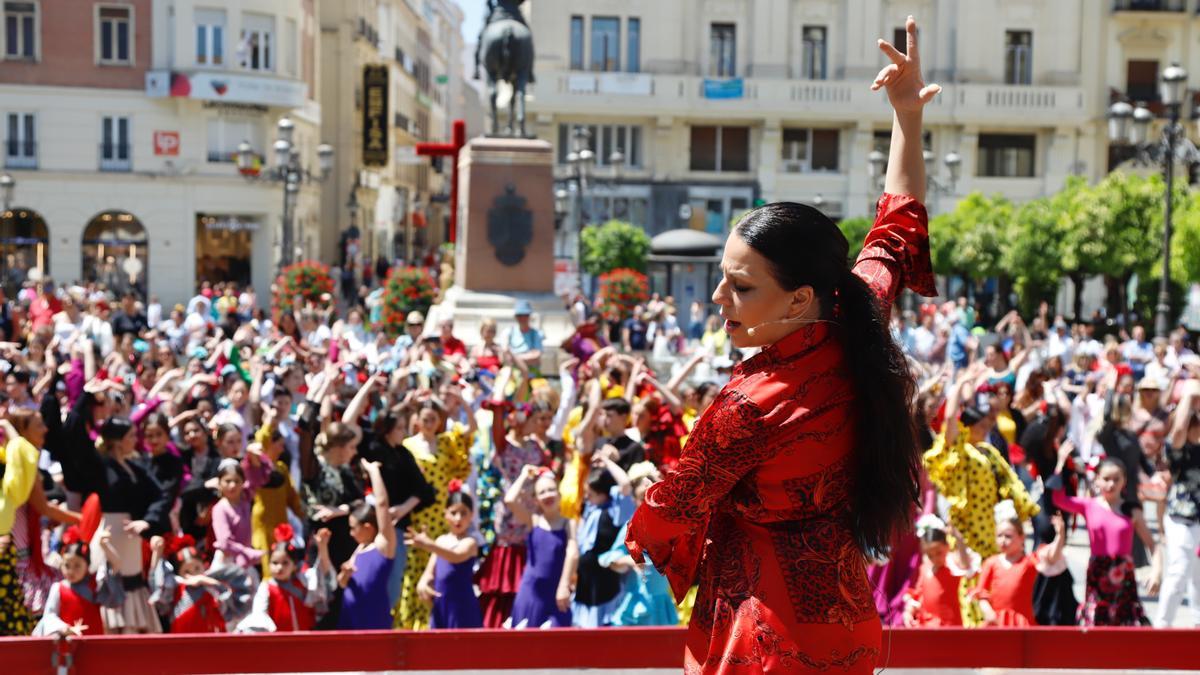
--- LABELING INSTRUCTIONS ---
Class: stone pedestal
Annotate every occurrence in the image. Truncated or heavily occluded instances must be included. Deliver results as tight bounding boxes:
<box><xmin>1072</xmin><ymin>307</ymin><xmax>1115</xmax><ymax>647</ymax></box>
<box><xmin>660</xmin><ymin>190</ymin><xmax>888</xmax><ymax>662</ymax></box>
<box><xmin>455</xmin><ymin>136</ymin><xmax>555</xmax><ymax>293</ymax></box>
<box><xmin>429</xmin><ymin>137</ymin><xmax>571</xmax><ymax>358</ymax></box>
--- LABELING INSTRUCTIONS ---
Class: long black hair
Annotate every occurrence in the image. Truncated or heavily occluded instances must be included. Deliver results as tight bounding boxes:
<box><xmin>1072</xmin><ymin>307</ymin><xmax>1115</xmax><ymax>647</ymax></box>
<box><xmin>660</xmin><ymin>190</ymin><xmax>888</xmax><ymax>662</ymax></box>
<box><xmin>735</xmin><ymin>202</ymin><xmax>921</xmax><ymax>559</ymax></box>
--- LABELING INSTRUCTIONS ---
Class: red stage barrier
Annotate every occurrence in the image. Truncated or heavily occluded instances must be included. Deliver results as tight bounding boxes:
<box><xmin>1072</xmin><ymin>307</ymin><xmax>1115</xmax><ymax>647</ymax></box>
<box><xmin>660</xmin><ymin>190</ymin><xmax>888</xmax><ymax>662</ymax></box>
<box><xmin>1</xmin><ymin>627</ymin><xmax>1198</xmax><ymax>674</ymax></box>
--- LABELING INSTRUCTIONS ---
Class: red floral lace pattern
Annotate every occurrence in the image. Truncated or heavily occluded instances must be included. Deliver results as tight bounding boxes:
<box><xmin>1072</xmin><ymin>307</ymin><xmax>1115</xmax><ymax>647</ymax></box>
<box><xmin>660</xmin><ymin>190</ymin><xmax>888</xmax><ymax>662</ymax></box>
<box><xmin>626</xmin><ymin>387</ymin><xmax>769</xmax><ymax>599</ymax></box>
<box><xmin>855</xmin><ymin>192</ymin><xmax>937</xmax><ymax>305</ymax></box>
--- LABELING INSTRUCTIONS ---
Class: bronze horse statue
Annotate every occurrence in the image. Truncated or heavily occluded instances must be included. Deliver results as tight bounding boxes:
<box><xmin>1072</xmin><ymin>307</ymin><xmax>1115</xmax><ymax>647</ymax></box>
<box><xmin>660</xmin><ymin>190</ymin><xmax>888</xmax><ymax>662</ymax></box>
<box><xmin>477</xmin><ymin>0</ymin><xmax>534</xmax><ymax>138</ymax></box>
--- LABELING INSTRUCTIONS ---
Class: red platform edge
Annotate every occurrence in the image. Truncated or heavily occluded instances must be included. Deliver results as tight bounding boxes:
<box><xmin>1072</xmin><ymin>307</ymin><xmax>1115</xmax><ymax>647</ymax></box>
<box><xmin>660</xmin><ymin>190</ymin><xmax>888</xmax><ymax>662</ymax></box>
<box><xmin>1</xmin><ymin>627</ymin><xmax>1198</xmax><ymax>675</ymax></box>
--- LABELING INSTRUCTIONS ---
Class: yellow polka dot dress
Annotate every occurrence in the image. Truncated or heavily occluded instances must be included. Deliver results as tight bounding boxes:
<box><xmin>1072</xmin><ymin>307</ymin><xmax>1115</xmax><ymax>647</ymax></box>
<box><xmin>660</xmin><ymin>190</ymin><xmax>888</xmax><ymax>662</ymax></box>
<box><xmin>394</xmin><ymin>423</ymin><xmax>472</xmax><ymax>630</ymax></box>
<box><xmin>924</xmin><ymin>425</ymin><xmax>1039</xmax><ymax>626</ymax></box>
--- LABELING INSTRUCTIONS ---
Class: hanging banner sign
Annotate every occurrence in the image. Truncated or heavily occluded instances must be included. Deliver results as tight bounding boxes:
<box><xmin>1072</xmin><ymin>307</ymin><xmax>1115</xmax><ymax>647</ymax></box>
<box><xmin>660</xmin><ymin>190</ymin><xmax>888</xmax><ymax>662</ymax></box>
<box><xmin>703</xmin><ymin>78</ymin><xmax>744</xmax><ymax>99</ymax></box>
<box><xmin>362</xmin><ymin>65</ymin><xmax>390</xmax><ymax>167</ymax></box>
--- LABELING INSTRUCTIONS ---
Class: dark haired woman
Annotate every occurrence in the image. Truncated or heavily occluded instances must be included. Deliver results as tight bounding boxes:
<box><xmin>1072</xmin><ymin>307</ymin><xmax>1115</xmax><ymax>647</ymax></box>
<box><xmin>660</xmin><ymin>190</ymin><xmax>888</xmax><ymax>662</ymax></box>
<box><xmin>57</xmin><ymin>415</ymin><xmax>172</xmax><ymax>633</ymax></box>
<box><xmin>357</xmin><ymin>403</ymin><xmax>436</xmax><ymax>608</ymax></box>
<box><xmin>627</xmin><ymin>18</ymin><xmax>940</xmax><ymax>672</ymax></box>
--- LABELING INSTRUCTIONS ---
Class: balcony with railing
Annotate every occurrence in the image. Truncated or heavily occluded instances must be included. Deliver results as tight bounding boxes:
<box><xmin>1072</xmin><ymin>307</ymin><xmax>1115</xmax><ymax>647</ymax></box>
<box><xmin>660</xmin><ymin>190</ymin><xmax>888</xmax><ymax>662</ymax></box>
<box><xmin>1112</xmin><ymin>0</ymin><xmax>1186</xmax><ymax>11</ymax></box>
<box><xmin>3</xmin><ymin>140</ymin><xmax>37</xmax><ymax>169</ymax></box>
<box><xmin>533</xmin><ymin>72</ymin><xmax>1091</xmax><ymax>125</ymax></box>
<box><xmin>99</xmin><ymin>143</ymin><xmax>132</xmax><ymax>172</ymax></box>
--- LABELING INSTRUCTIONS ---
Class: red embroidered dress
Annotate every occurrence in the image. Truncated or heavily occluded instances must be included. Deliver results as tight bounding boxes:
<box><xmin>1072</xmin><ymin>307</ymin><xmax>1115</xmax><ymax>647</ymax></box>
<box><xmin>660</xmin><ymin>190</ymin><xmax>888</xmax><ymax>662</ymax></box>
<box><xmin>626</xmin><ymin>194</ymin><xmax>935</xmax><ymax>674</ymax></box>
<box><xmin>266</xmin><ymin>577</ymin><xmax>317</xmax><ymax>632</ymax></box>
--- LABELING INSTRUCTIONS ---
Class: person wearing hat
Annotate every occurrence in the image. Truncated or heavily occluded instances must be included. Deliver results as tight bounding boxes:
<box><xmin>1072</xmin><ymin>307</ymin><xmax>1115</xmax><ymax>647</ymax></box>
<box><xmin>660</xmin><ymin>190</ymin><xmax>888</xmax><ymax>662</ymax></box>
<box><xmin>502</xmin><ymin>300</ymin><xmax>543</xmax><ymax>370</ymax></box>
<box><xmin>390</xmin><ymin>310</ymin><xmax>426</xmax><ymax>363</ymax></box>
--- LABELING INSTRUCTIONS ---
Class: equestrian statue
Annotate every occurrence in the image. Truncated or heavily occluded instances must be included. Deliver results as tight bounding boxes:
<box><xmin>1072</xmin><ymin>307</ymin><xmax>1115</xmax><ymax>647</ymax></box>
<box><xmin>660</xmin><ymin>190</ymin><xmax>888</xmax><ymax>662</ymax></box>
<box><xmin>474</xmin><ymin>0</ymin><xmax>535</xmax><ymax>138</ymax></box>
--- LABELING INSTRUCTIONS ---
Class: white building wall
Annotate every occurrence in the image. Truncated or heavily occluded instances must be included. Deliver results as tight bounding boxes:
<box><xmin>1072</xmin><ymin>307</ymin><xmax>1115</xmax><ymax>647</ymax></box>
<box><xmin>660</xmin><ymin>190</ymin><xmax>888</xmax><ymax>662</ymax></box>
<box><xmin>527</xmin><ymin>0</ymin><xmax>1108</xmax><ymax>228</ymax></box>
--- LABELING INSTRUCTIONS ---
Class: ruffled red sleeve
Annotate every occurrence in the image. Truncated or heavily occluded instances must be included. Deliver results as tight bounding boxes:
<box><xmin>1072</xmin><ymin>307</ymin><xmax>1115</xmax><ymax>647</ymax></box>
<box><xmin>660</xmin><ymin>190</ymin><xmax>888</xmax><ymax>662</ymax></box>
<box><xmin>625</xmin><ymin>387</ymin><xmax>768</xmax><ymax>600</ymax></box>
<box><xmin>853</xmin><ymin>192</ymin><xmax>937</xmax><ymax>305</ymax></box>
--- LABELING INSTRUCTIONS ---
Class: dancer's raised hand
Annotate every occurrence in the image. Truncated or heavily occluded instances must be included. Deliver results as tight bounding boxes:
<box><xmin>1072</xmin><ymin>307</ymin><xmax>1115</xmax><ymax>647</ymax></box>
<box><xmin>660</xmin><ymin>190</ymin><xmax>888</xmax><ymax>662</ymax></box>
<box><xmin>872</xmin><ymin>15</ymin><xmax>940</xmax><ymax>113</ymax></box>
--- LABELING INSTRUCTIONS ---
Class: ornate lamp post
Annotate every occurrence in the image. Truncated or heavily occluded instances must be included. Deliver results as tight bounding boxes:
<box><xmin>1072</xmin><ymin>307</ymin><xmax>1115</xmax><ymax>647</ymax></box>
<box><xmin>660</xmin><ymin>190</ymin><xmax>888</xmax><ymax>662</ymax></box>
<box><xmin>868</xmin><ymin>149</ymin><xmax>960</xmax><ymax>195</ymax></box>
<box><xmin>1107</xmin><ymin>62</ymin><xmax>1200</xmax><ymax>338</ymax></box>
<box><xmin>237</xmin><ymin>116</ymin><xmax>334</xmax><ymax>270</ymax></box>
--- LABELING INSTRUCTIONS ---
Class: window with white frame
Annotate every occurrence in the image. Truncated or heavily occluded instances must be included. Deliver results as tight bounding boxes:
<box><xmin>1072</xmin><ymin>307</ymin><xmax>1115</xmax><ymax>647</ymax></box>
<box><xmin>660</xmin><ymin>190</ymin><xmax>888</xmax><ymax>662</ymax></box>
<box><xmin>284</xmin><ymin>18</ymin><xmax>297</xmax><ymax>76</ymax></box>
<box><xmin>977</xmin><ymin>133</ymin><xmax>1036</xmax><ymax>177</ymax></box>
<box><xmin>195</xmin><ymin>8</ymin><xmax>225</xmax><ymax>66</ymax></box>
<box><xmin>569</xmin><ymin>16</ymin><xmax>583</xmax><ymax>70</ymax></box>
<box><xmin>206</xmin><ymin>117</ymin><xmax>261</xmax><ymax>163</ymax></box>
<box><xmin>100</xmin><ymin>116</ymin><xmax>131</xmax><ymax>170</ymax></box>
<box><xmin>3</xmin><ymin>1</ymin><xmax>37</xmax><ymax>59</ymax></box>
<box><xmin>781</xmin><ymin>128</ymin><xmax>839</xmax><ymax>172</ymax></box>
<box><xmin>1004</xmin><ymin>31</ymin><xmax>1032</xmax><ymax>85</ymax></box>
<box><xmin>690</xmin><ymin>125</ymin><xmax>749</xmax><ymax>172</ymax></box>
<box><xmin>590</xmin><ymin>16</ymin><xmax>620</xmax><ymax>72</ymax></box>
<box><xmin>239</xmin><ymin>13</ymin><xmax>273</xmax><ymax>72</ymax></box>
<box><xmin>801</xmin><ymin>26</ymin><xmax>826</xmax><ymax>80</ymax></box>
<box><xmin>97</xmin><ymin>6</ymin><xmax>131</xmax><ymax>64</ymax></box>
<box><xmin>627</xmin><ymin>18</ymin><xmax>640</xmax><ymax>73</ymax></box>
<box><xmin>556</xmin><ymin>123</ymin><xmax>643</xmax><ymax>168</ymax></box>
<box><xmin>710</xmin><ymin>23</ymin><xmax>736</xmax><ymax>77</ymax></box>
<box><xmin>5</xmin><ymin>112</ymin><xmax>36</xmax><ymax>168</ymax></box>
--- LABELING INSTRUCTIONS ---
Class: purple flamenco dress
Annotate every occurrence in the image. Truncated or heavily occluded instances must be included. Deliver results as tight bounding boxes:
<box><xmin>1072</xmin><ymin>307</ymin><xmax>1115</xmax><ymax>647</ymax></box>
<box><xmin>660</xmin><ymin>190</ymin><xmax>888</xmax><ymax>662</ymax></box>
<box><xmin>508</xmin><ymin>527</ymin><xmax>571</xmax><ymax>629</ymax></box>
<box><xmin>430</xmin><ymin>556</ymin><xmax>483</xmax><ymax>629</ymax></box>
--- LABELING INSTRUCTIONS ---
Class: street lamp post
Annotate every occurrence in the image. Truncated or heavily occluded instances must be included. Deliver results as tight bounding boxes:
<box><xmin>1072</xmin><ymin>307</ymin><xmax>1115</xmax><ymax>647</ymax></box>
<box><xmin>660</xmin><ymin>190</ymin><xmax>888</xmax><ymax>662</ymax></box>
<box><xmin>869</xmin><ymin>148</ymin><xmax>959</xmax><ymax>308</ymax></box>
<box><xmin>556</xmin><ymin>127</ymin><xmax>626</xmax><ymax>286</ymax></box>
<box><xmin>0</xmin><ymin>173</ymin><xmax>14</xmax><ymax>212</ymax></box>
<box><xmin>868</xmin><ymin>148</ymin><xmax>961</xmax><ymax>196</ymax></box>
<box><xmin>237</xmin><ymin>116</ymin><xmax>334</xmax><ymax>271</ymax></box>
<box><xmin>1107</xmin><ymin>62</ymin><xmax>1200</xmax><ymax>338</ymax></box>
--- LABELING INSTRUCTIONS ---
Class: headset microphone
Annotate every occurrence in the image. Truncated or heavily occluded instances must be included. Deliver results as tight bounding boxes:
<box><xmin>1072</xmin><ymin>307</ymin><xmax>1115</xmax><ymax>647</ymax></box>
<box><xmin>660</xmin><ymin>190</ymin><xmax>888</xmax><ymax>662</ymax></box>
<box><xmin>744</xmin><ymin>317</ymin><xmax>835</xmax><ymax>338</ymax></box>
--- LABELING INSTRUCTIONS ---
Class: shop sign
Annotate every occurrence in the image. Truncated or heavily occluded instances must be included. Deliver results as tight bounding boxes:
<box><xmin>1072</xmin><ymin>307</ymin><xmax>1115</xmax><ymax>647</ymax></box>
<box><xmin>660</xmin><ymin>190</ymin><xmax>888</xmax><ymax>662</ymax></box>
<box><xmin>146</xmin><ymin>70</ymin><xmax>307</xmax><ymax>108</ymax></box>
<box><xmin>363</xmin><ymin>65</ymin><xmax>390</xmax><ymax>167</ymax></box>
<box><xmin>153</xmin><ymin>131</ymin><xmax>180</xmax><ymax>156</ymax></box>
<box><xmin>201</xmin><ymin>216</ymin><xmax>260</xmax><ymax>232</ymax></box>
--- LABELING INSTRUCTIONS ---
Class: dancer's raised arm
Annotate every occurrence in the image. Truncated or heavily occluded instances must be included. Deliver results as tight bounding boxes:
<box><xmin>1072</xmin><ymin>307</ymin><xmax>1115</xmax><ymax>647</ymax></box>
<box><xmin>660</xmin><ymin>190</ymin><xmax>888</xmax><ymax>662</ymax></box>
<box><xmin>873</xmin><ymin>15</ymin><xmax>941</xmax><ymax>204</ymax></box>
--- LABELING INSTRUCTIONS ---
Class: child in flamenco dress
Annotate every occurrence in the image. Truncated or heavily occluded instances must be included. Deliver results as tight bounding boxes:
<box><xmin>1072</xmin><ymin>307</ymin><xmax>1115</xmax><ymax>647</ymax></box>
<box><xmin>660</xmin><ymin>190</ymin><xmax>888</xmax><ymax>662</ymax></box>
<box><xmin>903</xmin><ymin>516</ymin><xmax>979</xmax><ymax>627</ymax></box>
<box><xmin>149</xmin><ymin>535</ymin><xmax>242</xmax><ymax>633</ymax></box>
<box><xmin>406</xmin><ymin>480</ymin><xmax>483</xmax><ymax>629</ymax></box>
<box><xmin>1048</xmin><ymin>442</ymin><xmax>1162</xmax><ymax>626</ymax></box>
<box><xmin>33</xmin><ymin>524</ymin><xmax>124</xmax><ymax>636</ymax></box>
<box><xmin>236</xmin><ymin>525</ymin><xmax>336</xmax><ymax>632</ymax></box>
<box><xmin>972</xmin><ymin>513</ymin><xmax>1067</xmax><ymax>626</ymax></box>
<box><xmin>507</xmin><ymin>466</ymin><xmax>578</xmax><ymax>629</ymax></box>
<box><xmin>598</xmin><ymin>464</ymin><xmax>679</xmax><ymax>626</ymax></box>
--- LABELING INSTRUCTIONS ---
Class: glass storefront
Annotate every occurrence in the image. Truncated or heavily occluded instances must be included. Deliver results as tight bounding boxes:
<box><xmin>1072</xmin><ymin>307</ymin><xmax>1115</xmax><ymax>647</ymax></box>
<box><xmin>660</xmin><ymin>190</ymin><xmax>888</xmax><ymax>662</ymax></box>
<box><xmin>82</xmin><ymin>210</ymin><xmax>148</xmax><ymax>299</ymax></box>
<box><xmin>196</xmin><ymin>214</ymin><xmax>257</xmax><ymax>290</ymax></box>
<box><xmin>0</xmin><ymin>207</ymin><xmax>48</xmax><ymax>296</ymax></box>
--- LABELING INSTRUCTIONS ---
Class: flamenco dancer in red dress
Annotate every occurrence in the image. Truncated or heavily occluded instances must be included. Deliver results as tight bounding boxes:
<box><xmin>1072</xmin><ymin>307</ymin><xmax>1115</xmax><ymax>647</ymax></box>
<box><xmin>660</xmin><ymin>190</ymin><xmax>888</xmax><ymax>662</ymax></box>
<box><xmin>626</xmin><ymin>17</ymin><xmax>940</xmax><ymax>674</ymax></box>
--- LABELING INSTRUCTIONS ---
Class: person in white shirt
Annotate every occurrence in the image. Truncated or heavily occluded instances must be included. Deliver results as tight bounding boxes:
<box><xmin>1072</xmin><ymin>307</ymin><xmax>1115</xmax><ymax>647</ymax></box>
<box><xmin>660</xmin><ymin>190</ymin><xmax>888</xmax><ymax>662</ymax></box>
<box><xmin>146</xmin><ymin>294</ymin><xmax>163</xmax><ymax>329</ymax></box>
<box><xmin>301</xmin><ymin>310</ymin><xmax>332</xmax><ymax>353</ymax></box>
<box><xmin>1047</xmin><ymin>319</ymin><xmax>1074</xmax><ymax>361</ymax></box>
<box><xmin>910</xmin><ymin>312</ymin><xmax>937</xmax><ymax>363</ymax></box>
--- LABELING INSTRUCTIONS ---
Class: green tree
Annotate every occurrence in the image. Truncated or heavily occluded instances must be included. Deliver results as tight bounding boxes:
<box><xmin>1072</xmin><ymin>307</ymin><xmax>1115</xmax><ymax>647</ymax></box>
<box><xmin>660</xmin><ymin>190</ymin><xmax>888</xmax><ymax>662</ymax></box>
<box><xmin>1172</xmin><ymin>190</ymin><xmax>1200</xmax><ymax>284</ymax></box>
<box><xmin>928</xmin><ymin>192</ymin><xmax>1011</xmax><ymax>303</ymax></box>
<box><xmin>1001</xmin><ymin>178</ymin><xmax>1090</xmax><ymax>317</ymax></box>
<box><xmin>1060</xmin><ymin>172</ymin><xmax>1165</xmax><ymax>324</ymax></box>
<box><xmin>837</xmin><ymin>216</ymin><xmax>872</xmax><ymax>263</ymax></box>
<box><xmin>579</xmin><ymin>219</ymin><xmax>651</xmax><ymax>275</ymax></box>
